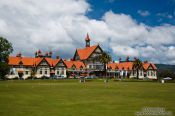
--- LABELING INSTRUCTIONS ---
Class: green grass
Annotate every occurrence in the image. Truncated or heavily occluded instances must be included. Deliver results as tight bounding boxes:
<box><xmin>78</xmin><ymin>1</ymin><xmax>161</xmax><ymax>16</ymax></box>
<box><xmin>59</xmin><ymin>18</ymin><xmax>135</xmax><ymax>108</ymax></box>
<box><xmin>0</xmin><ymin>79</ymin><xmax>174</xmax><ymax>116</ymax></box>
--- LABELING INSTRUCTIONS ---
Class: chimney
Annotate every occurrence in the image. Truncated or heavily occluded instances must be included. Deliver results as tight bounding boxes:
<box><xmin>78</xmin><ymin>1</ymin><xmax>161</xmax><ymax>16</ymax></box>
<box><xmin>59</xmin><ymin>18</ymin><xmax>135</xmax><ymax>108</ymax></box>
<box><xmin>134</xmin><ymin>57</ymin><xmax>138</xmax><ymax>61</ymax></box>
<box><xmin>126</xmin><ymin>56</ymin><xmax>129</xmax><ymax>62</ymax></box>
<box><xmin>119</xmin><ymin>57</ymin><xmax>121</xmax><ymax>63</ymax></box>
<box><xmin>56</xmin><ymin>56</ymin><xmax>60</xmax><ymax>59</ymax></box>
<box><xmin>144</xmin><ymin>60</ymin><xmax>148</xmax><ymax>63</ymax></box>
<box><xmin>16</xmin><ymin>52</ymin><xmax>22</xmax><ymax>57</ymax></box>
<box><xmin>35</xmin><ymin>51</ymin><xmax>38</xmax><ymax>58</ymax></box>
<box><xmin>45</xmin><ymin>52</ymin><xmax>49</xmax><ymax>57</ymax></box>
<box><xmin>49</xmin><ymin>51</ymin><xmax>52</xmax><ymax>58</ymax></box>
<box><xmin>38</xmin><ymin>50</ymin><xmax>43</xmax><ymax>57</ymax></box>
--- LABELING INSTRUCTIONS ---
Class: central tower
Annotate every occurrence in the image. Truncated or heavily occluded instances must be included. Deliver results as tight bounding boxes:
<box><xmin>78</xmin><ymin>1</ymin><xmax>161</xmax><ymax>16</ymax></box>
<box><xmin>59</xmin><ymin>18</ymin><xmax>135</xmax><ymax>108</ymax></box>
<box><xmin>85</xmin><ymin>33</ymin><xmax>90</xmax><ymax>47</ymax></box>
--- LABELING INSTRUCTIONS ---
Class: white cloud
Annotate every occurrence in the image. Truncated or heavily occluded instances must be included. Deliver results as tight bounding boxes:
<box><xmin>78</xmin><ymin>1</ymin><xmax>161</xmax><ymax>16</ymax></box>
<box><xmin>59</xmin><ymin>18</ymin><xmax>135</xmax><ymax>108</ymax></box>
<box><xmin>112</xmin><ymin>45</ymin><xmax>139</xmax><ymax>57</ymax></box>
<box><xmin>0</xmin><ymin>19</ymin><xmax>8</xmax><ymax>34</ymax></box>
<box><xmin>0</xmin><ymin>0</ymin><xmax>175</xmax><ymax>64</ymax></box>
<box><xmin>137</xmin><ymin>10</ymin><xmax>150</xmax><ymax>16</ymax></box>
<box><xmin>157</xmin><ymin>12</ymin><xmax>174</xmax><ymax>19</ymax></box>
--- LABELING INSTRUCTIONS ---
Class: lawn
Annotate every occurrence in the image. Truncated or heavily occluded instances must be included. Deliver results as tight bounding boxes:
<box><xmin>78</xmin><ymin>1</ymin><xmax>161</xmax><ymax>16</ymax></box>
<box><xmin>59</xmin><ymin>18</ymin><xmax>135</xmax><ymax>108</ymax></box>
<box><xmin>0</xmin><ymin>79</ymin><xmax>174</xmax><ymax>116</ymax></box>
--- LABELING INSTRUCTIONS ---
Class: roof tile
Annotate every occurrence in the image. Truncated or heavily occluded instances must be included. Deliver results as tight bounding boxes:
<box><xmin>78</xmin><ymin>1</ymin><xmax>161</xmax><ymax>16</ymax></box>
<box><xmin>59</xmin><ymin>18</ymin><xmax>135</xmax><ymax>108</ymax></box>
<box><xmin>76</xmin><ymin>45</ymin><xmax>98</xmax><ymax>60</ymax></box>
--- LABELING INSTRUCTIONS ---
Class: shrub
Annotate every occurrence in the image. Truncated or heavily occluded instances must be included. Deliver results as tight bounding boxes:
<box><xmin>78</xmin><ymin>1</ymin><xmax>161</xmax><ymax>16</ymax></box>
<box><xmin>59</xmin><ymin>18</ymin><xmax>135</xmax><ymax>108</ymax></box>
<box><xmin>12</xmin><ymin>76</ymin><xmax>19</xmax><ymax>80</ymax></box>
<box><xmin>26</xmin><ymin>76</ymin><xmax>35</xmax><ymax>80</ymax></box>
<box><xmin>40</xmin><ymin>76</ymin><xmax>50</xmax><ymax>80</ymax></box>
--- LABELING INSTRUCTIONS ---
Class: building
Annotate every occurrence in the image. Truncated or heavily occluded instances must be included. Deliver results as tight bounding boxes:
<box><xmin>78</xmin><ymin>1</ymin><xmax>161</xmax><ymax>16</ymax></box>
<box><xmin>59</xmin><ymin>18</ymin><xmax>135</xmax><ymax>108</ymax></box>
<box><xmin>64</xmin><ymin>60</ymin><xmax>86</xmax><ymax>78</ymax></box>
<box><xmin>73</xmin><ymin>34</ymin><xmax>104</xmax><ymax>76</ymax></box>
<box><xmin>107</xmin><ymin>60</ymin><xmax>157</xmax><ymax>79</ymax></box>
<box><xmin>7</xmin><ymin>34</ymin><xmax>157</xmax><ymax>79</ymax></box>
<box><xmin>8</xmin><ymin>51</ymin><xmax>67</xmax><ymax>79</ymax></box>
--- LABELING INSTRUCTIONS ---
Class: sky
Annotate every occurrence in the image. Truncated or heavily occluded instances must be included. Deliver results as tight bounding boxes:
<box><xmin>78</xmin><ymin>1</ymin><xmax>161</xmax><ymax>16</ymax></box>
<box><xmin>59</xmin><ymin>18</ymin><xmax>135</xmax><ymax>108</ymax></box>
<box><xmin>0</xmin><ymin>0</ymin><xmax>175</xmax><ymax>64</ymax></box>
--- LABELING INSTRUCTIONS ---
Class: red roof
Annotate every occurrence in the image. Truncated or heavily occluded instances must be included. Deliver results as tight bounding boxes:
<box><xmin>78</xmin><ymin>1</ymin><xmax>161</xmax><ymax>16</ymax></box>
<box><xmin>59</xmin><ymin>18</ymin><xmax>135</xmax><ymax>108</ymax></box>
<box><xmin>45</xmin><ymin>58</ymin><xmax>54</xmax><ymax>66</ymax></box>
<box><xmin>64</xmin><ymin>60</ymin><xmax>85</xmax><ymax>69</ymax></box>
<box><xmin>152</xmin><ymin>63</ymin><xmax>157</xmax><ymax>69</ymax></box>
<box><xmin>107</xmin><ymin>63</ymin><xmax>118</xmax><ymax>70</ymax></box>
<box><xmin>117</xmin><ymin>62</ymin><xmax>133</xmax><ymax>70</ymax></box>
<box><xmin>143</xmin><ymin>62</ymin><xmax>157</xmax><ymax>70</ymax></box>
<box><xmin>52</xmin><ymin>59</ymin><xmax>61</xmax><ymax>67</ymax></box>
<box><xmin>108</xmin><ymin>62</ymin><xmax>157</xmax><ymax>71</ymax></box>
<box><xmin>34</xmin><ymin>57</ymin><xmax>43</xmax><ymax>66</ymax></box>
<box><xmin>8</xmin><ymin>56</ymin><xmax>61</xmax><ymax>67</ymax></box>
<box><xmin>8</xmin><ymin>56</ymin><xmax>21</xmax><ymax>65</ymax></box>
<box><xmin>21</xmin><ymin>57</ymin><xmax>35</xmax><ymax>66</ymax></box>
<box><xmin>76</xmin><ymin>45</ymin><xmax>98</xmax><ymax>60</ymax></box>
<box><xmin>108</xmin><ymin>62</ymin><xmax>133</xmax><ymax>71</ymax></box>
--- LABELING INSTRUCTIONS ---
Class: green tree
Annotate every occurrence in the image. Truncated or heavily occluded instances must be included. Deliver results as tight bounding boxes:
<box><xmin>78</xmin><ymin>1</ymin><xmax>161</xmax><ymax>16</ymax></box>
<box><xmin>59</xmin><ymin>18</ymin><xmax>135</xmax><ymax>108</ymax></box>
<box><xmin>95</xmin><ymin>51</ymin><xmax>112</xmax><ymax>82</ymax></box>
<box><xmin>0</xmin><ymin>37</ymin><xmax>13</xmax><ymax>79</ymax></box>
<box><xmin>30</xmin><ymin>67</ymin><xmax>36</xmax><ymax>79</ymax></box>
<box><xmin>159</xmin><ymin>70</ymin><xmax>175</xmax><ymax>80</ymax></box>
<box><xmin>133</xmin><ymin>58</ymin><xmax>142</xmax><ymax>79</ymax></box>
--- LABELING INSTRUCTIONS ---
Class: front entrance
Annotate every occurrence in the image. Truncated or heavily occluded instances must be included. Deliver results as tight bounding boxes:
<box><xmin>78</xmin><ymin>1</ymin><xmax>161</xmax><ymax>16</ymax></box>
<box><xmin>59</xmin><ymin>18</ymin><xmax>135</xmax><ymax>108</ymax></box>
<box><xmin>18</xmin><ymin>71</ymin><xmax>24</xmax><ymax>80</ymax></box>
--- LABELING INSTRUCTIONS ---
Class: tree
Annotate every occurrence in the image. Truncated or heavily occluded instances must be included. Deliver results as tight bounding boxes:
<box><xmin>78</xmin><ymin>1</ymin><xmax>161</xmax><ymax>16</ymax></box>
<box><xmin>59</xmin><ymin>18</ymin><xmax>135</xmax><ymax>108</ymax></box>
<box><xmin>30</xmin><ymin>67</ymin><xmax>36</xmax><ymax>79</ymax></box>
<box><xmin>95</xmin><ymin>51</ymin><xmax>112</xmax><ymax>82</ymax></box>
<box><xmin>159</xmin><ymin>70</ymin><xmax>175</xmax><ymax>80</ymax></box>
<box><xmin>0</xmin><ymin>37</ymin><xmax>13</xmax><ymax>79</ymax></box>
<box><xmin>133</xmin><ymin>58</ymin><xmax>142</xmax><ymax>79</ymax></box>
<box><xmin>0</xmin><ymin>62</ymin><xmax>10</xmax><ymax>80</ymax></box>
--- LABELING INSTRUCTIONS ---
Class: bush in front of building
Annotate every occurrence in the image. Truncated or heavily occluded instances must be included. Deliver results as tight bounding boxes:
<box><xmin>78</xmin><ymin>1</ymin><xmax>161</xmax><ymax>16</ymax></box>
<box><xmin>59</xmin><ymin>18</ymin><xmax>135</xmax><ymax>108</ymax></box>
<box><xmin>26</xmin><ymin>76</ymin><xmax>35</xmax><ymax>80</ymax></box>
<box><xmin>12</xmin><ymin>76</ymin><xmax>19</xmax><ymax>80</ymax></box>
<box><xmin>40</xmin><ymin>76</ymin><xmax>50</xmax><ymax>80</ymax></box>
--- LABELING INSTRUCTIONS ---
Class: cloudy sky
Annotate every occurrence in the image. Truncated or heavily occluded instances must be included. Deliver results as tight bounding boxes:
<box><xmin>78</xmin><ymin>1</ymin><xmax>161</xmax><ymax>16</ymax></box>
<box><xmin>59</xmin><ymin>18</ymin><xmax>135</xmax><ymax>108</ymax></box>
<box><xmin>0</xmin><ymin>0</ymin><xmax>175</xmax><ymax>64</ymax></box>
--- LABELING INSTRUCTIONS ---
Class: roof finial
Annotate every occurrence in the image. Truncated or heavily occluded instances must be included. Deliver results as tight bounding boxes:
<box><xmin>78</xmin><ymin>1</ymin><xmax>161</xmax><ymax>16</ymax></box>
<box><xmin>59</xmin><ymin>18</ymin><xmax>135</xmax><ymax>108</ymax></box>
<box><xmin>85</xmin><ymin>33</ymin><xmax>91</xmax><ymax>47</ymax></box>
<box><xmin>85</xmin><ymin>33</ymin><xmax>90</xmax><ymax>41</ymax></box>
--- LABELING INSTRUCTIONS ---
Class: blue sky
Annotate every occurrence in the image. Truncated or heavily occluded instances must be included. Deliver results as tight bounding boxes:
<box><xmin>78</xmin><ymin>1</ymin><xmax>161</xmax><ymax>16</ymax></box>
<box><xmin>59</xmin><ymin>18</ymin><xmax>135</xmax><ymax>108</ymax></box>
<box><xmin>87</xmin><ymin>0</ymin><xmax>175</xmax><ymax>26</ymax></box>
<box><xmin>0</xmin><ymin>0</ymin><xmax>175</xmax><ymax>64</ymax></box>
<box><xmin>86</xmin><ymin>0</ymin><xmax>175</xmax><ymax>62</ymax></box>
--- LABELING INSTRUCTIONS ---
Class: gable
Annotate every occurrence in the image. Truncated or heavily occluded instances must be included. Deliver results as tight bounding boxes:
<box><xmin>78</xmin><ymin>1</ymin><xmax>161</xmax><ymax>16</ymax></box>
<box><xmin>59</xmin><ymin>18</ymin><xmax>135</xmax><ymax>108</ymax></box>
<box><xmin>55</xmin><ymin>60</ymin><xmax>66</xmax><ymax>67</ymax></box>
<box><xmin>74</xmin><ymin>50</ymin><xmax>80</xmax><ymax>60</ymax></box>
<box><xmin>80</xmin><ymin>65</ymin><xmax>83</xmax><ymax>69</ymax></box>
<box><xmin>89</xmin><ymin>46</ymin><xmax>103</xmax><ymax>58</ymax></box>
<box><xmin>71</xmin><ymin>64</ymin><xmax>76</xmax><ymax>69</ymax></box>
<box><xmin>147</xmin><ymin>64</ymin><xmax>155</xmax><ymax>70</ymax></box>
<box><xmin>37</xmin><ymin>59</ymin><xmax>50</xmax><ymax>67</ymax></box>
<box><xmin>143</xmin><ymin>63</ymin><xmax>157</xmax><ymax>70</ymax></box>
<box><xmin>75</xmin><ymin>45</ymin><xmax>99</xmax><ymax>60</ymax></box>
<box><xmin>94</xmin><ymin>47</ymin><xmax>103</xmax><ymax>53</ymax></box>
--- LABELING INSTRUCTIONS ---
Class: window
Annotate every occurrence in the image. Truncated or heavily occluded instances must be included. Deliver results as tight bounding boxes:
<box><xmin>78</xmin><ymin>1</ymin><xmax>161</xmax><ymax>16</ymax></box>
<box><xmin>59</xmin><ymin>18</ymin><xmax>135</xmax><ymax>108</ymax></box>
<box><xmin>140</xmin><ymin>71</ymin><xmax>143</xmax><ymax>76</ymax></box>
<box><xmin>89</xmin><ymin>65</ymin><xmax>92</xmax><ymax>69</ymax></box>
<box><xmin>10</xmin><ymin>70</ymin><xmax>15</xmax><ymax>75</ymax></box>
<box><xmin>96</xmin><ymin>65</ymin><xmax>103</xmax><ymax>70</ymax></box>
<box><xmin>25</xmin><ymin>71</ymin><xmax>28</xmax><ymax>75</ymax></box>
<box><xmin>151</xmin><ymin>71</ymin><xmax>153</xmax><ymax>76</ymax></box>
<box><xmin>45</xmin><ymin>71</ymin><xmax>47</xmax><ymax>75</ymax></box>
<box><xmin>40</xmin><ymin>70</ymin><xmax>42</xmax><ymax>74</ymax></box>
<box><xmin>61</xmin><ymin>70</ymin><xmax>64</xmax><ymax>75</ymax></box>
<box><xmin>57</xmin><ymin>71</ymin><xmax>59</xmax><ymax>75</ymax></box>
<box><xmin>148</xmin><ymin>71</ymin><xmax>150</xmax><ymax>76</ymax></box>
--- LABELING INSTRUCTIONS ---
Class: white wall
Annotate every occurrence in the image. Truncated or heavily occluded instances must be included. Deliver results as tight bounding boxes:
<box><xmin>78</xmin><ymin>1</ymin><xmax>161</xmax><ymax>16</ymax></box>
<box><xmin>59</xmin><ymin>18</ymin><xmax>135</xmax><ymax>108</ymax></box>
<box><xmin>36</xmin><ymin>66</ymin><xmax>50</xmax><ymax>78</ymax></box>
<box><xmin>8</xmin><ymin>66</ymin><xmax>32</xmax><ymax>79</ymax></box>
<box><xmin>55</xmin><ymin>67</ymin><xmax>67</xmax><ymax>78</ymax></box>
